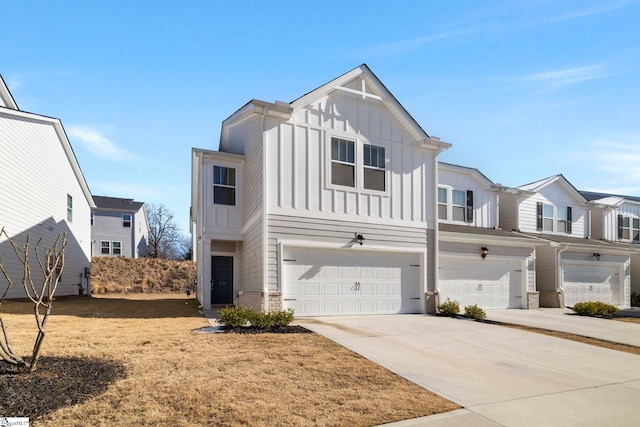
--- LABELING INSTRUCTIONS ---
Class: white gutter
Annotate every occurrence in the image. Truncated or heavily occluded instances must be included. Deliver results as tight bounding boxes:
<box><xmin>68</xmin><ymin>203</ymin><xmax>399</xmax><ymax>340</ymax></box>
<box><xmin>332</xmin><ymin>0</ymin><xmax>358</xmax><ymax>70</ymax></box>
<box><xmin>262</xmin><ymin>108</ymin><xmax>269</xmax><ymax>312</ymax></box>
<box><xmin>432</xmin><ymin>144</ymin><xmax>449</xmax><ymax>299</ymax></box>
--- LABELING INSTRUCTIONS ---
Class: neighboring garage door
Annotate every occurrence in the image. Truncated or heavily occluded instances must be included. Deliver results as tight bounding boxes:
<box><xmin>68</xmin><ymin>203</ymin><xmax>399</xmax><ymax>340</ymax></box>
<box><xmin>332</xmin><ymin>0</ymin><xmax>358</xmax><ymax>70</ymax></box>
<box><xmin>439</xmin><ymin>256</ymin><xmax>524</xmax><ymax>309</ymax></box>
<box><xmin>283</xmin><ymin>247</ymin><xmax>421</xmax><ymax>316</ymax></box>
<box><xmin>563</xmin><ymin>262</ymin><xmax>621</xmax><ymax>307</ymax></box>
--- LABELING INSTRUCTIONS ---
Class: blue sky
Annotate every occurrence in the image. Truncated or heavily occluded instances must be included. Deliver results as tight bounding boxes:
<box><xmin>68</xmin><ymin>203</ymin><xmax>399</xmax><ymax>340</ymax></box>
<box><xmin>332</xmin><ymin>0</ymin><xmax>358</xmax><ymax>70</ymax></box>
<box><xmin>2</xmin><ymin>1</ymin><xmax>639</xmax><ymax>232</ymax></box>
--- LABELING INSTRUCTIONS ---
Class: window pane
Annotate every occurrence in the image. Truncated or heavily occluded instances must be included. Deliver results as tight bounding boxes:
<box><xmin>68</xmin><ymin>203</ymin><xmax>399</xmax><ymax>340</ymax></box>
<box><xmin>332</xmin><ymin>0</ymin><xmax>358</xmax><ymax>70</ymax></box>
<box><xmin>340</xmin><ymin>140</ymin><xmax>346</xmax><ymax>161</ymax></box>
<box><xmin>364</xmin><ymin>168</ymin><xmax>385</xmax><ymax>191</ymax></box>
<box><xmin>543</xmin><ymin>218</ymin><xmax>554</xmax><ymax>231</ymax></box>
<box><xmin>214</xmin><ymin>186</ymin><xmax>236</xmax><ymax>206</ymax></box>
<box><xmin>364</xmin><ymin>145</ymin><xmax>371</xmax><ymax>166</ymax></box>
<box><xmin>543</xmin><ymin>204</ymin><xmax>554</xmax><ymax>218</ymax></box>
<box><xmin>623</xmin><ymin>217</ymin><xmax>630</xmax><ymax>227</ymax></box>
<box><xmin>634</xmin><ymin>218</ymin><xmax>639</xmax><ymax>229</ymax></box>
<box><xmin>452</xmin><ymin>190</ymin><xmax>466</xmax><ymax>206</ymax></box>
<box><xmin>331</xmin><ymin>162</ymin><xmax>354</xmax><ymax>187</ymax></box>
<box><xmin>438</xmin><ymin>188</ymin><xmax>447</xmax><ymax>204</ymax></box>
<box><xmin>452</xmin><ymin>206</ymin><xmax>465</xmax><ymax>222</ymax></box>
<box><xmin>557</xmin><ymin>220</ymin><xmax>567</xmax><ymax>233</ymax></box>
<box><xmin>438</xmin><ymin>204</ymin><xmax>447</xmax><ymax>220</ymax></box>
<box><xmin>623</xmin><ymin>229</ymin><xmax>631</xmax><ymax>239</ymax></box>
<box><xmin>347</xmin><ymin>140</ymin><xmax>354</xmax><ymax>163</ymax></box>
<box><xmin>378</xmin><ymin>147</ymin><xmax>385</xmax><ymax>168</ymax></box>
<box><xmin>331</xmin><ymin>138</ymin><xmax>339</xmax><ymax>160</ymax></box>
<box><xmin>557</xmin><ymin>208</ymin><xmax>567</xmax><ymax>221</ymax></box>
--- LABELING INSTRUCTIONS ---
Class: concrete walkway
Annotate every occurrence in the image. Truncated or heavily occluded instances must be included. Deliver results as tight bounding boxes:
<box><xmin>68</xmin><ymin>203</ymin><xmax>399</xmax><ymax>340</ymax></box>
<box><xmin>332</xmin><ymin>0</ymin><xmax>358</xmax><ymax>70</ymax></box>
<box><xmin>296</xmin><ymin>314</ymin><xmax>640</xmax><ymax>427</ymax></box>
<box><xmin>485</xmin><ymin>308</ymin><xmax>640</xmax><ymax>347</ymax></box>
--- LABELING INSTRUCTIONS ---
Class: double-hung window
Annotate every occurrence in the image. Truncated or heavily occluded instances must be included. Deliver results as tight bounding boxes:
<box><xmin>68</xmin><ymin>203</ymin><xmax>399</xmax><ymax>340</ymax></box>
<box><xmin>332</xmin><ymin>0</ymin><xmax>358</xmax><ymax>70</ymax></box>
<box><xmin>452</xmin><ymin>190</ymin><xmax>466</xmax><ymax>222</ymax></box>
<box><xmin>331</xmin><ymin>137</ymin><xmax>355</xmax><ymax>187</ymax></box>
<box><xmin>543</xmin><ymin>204</ymin><xmax>554</xmax><ymax>231</ymax></box>
<box><xmin>122</xmin><ymin>214</ymin><xmax>132</xmax><ymax>228</ymax></box>
<box><xmin>557</xmin><ymin>208</ymin><xmax>567</xmax><ymax>233</ymax></box>
<box><xmin>112</xmin><ymin>241</ymin><xmax>122</xmax><ymax>255</ymax></box>
<box><xmin>101</xmin><ymin>241</ymin><xmax>110</xmax><ymax>255</ymax></box>
<box><xmin>437</xmin><ymin>188</ymin><xmax>448</xmax><ymax>220</ymax></box>
<box><xmin>363</xmin><ymin>144</ymin><xmax>385</xmax><ymax>191</ymax></box>
<box><xmin>634</xmin><ymin>218</ymin><xmax>640</xmax><ymax>242</ymax></box>
<box><xmin>67</xmin><ymin>194</ymin><xmax>73</xmax><ymax>222</ymax></box>
<box><xmin>213</xmin><ymin>166</ymin><xmax>236</xmax><ymax>206</ymax></box>
<box><xmin>622</xmin><ymin>216</ymin><xmax>631</xmax><ymax>240</ymax></box>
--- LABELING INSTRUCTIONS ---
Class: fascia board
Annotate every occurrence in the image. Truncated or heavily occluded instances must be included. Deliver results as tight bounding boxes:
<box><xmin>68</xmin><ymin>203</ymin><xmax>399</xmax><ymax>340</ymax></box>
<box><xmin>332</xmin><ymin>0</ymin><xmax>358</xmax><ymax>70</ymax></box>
<box><xmin>439</xmin><ymin>231</ymin><xmax>541</xmax><ymax>247</ymax></box>
<box><xmin>0</xmin><ymin>75</ymin><xmax>18</xmax><ymax>110</ymax></box>
<box><xmin>438</xmin><ymin>162</ymin><xmax>495</xmax><ymax>187</ymax></box>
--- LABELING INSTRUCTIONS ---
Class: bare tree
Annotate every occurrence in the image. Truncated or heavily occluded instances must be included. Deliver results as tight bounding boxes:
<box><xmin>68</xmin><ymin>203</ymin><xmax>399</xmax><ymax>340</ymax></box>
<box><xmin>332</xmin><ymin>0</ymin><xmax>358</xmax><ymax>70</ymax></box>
<box><xmin>147</xmin><ymin>204</ymin><xmax>184</xmax><ymax>259</ymax></box>
<box><xmin>0</xmin><ymin>227</ymin><xmax>67</xmax><ymax>372</ymax></box>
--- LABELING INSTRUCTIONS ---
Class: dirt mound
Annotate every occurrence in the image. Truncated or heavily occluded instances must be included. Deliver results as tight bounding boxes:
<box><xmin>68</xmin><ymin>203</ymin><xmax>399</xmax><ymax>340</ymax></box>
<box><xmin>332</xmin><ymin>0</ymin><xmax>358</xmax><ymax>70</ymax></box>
<box><xmin>91</xmin><ymin>257</ymin><xmax>196</xmax><ymax>294</ymax></box>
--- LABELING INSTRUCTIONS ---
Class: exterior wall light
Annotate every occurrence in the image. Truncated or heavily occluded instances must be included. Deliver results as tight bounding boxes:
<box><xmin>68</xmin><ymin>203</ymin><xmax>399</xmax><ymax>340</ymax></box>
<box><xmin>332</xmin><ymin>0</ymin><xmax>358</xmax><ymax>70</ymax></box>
<box><xmin>481</xmin><ymin>246</ymin><xmax>489</xmax><ymax>260</ymax></box>
<box><xmin>355</xmin><ymin>233</ymin><xmax>365</xmax><ymax>246</ymax></box>
<box><xmin>594</xmin><ymin>253</ymin><xmax>601</xmax><ymax>261</ymax></box>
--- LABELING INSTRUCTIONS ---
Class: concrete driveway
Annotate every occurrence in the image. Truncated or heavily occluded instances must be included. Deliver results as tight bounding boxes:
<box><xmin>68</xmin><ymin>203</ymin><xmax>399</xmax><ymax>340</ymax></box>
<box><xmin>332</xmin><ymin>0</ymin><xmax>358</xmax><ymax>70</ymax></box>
<box><xmin>296</xmin><ymin>314</ymin><xmax>640</xmax><ymax>426</ymax></box>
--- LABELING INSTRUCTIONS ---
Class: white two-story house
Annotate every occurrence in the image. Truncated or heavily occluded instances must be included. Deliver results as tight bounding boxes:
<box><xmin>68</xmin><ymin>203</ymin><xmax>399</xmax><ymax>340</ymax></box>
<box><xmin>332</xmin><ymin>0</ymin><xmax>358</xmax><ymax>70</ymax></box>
<box><xmin>437</xmin><ymin>163</ymin><xmax>539</xmax><ymax>309</ymax></box>
<box><xmin>500</xmin><ymin>175</ymin><xmax>632</xmax><ymax>308</ymax></box>
<box><xmin>0</xmin><ymin>74</ymin><xmax>95</xmax><ymax>298</ymax></box>
<box><xmin>192</xmin><ymin>64</ymin><xmax>451</xmax><ymax>314</ymax></box>
<box><xmin>91</xmin><ymin>196</ymin><xmax>149</xmax><ymax>258</ymax></box>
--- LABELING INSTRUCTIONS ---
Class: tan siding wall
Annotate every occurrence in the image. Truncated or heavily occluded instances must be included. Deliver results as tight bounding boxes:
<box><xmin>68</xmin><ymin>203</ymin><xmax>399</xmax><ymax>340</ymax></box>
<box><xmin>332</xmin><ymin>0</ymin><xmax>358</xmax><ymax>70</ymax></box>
<box><xmin>498</xmin><ymin>192</ymin><xmax>518</xmax><ymax>231</ymax></box>
<box><xmin>536</xmin><ymin>246</ymin><xmax>557</xmax><ymax>293</ymax></box>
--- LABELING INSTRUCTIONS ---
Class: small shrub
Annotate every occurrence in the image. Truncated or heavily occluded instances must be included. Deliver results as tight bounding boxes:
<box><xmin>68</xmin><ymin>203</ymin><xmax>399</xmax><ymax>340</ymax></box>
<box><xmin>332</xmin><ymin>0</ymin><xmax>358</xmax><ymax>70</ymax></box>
<box><xmin>250</xmin><ymin>311</ymin><xmax>273</xmax><ymax>329</ymax></box>
<box><xmin>571</xmin><ymin>301</ymin><xmax>618</xmax><ymax>317</ymax></box>
<box><xmin>270</xmin><ymin>308</ymin><xmax>295</xmax><ymax>327</ymax></box>
<box><xmin>464</xmin><ymin>304</ymin><xmax>486</xmax><ymax>320</ymax></box>
<box><xmin>218</xmin><ymin>305</ymin><xmax>253</xmax><ymax>327</ymax></box>
<box><xmin>631</xmin><ymin>292</ymin><xmax>640</xmax><ymax>307</ymax></box>
<box><xmin>437</xmin><ymin>299</ymin><xmax>460</xmax><ymax>317</ymax></box>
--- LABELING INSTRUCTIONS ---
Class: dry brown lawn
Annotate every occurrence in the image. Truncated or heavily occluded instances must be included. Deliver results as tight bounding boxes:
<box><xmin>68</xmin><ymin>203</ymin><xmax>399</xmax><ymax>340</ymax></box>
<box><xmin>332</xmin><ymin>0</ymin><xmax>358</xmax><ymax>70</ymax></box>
<box><xmin>614</xmin><ymin>317</ymin><xmax>640</xmax><ymax>325</ymax></box>
<box><xmin>0</xmin><ymin>295</ymin><xmax>459</xmax><ymax>426</ymax></box>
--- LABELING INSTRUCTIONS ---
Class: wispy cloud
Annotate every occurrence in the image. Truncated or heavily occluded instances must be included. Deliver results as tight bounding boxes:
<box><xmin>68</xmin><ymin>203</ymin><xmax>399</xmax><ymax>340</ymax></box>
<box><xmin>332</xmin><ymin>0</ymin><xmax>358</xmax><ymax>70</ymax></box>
<box><xmin>67</xmin><ymin>125</ymin><xmax>136</xmax><ymax>162</ymax></box>
<box><xmin>540</xmin><ymin>0</ymin><xmax>637</xmax><ymax>24</ymax></box>
<box><xmin>523</xmin><ymin>65</ymin><xmax>608</xmax><ymax>88</ymax></box>
<box><xmin>358</xmin><ymin>28</ymin><xmax>477</xmax><ymax>58</ymax></box>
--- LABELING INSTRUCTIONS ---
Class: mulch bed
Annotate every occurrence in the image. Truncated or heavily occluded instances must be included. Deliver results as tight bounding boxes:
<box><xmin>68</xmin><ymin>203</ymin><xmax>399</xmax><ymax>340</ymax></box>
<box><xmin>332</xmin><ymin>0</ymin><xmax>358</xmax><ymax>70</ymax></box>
<box><xmin>0</xmin><ymin>356</ymin><xmax>126</xmax><ymax>419</ymax></box>
<box><xmin>222</xmin><ymin>325</ymin><xmax>313</xmax><ymax>334</ymax></box>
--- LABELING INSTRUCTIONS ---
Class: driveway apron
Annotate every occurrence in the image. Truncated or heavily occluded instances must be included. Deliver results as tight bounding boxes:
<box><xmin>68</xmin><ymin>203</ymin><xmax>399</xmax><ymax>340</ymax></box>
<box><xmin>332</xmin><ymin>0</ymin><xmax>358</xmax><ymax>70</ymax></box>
<box><xmin>297</xmin><ymin>315</ymin><xmax>640</xmax><ymax>427</ymax></box>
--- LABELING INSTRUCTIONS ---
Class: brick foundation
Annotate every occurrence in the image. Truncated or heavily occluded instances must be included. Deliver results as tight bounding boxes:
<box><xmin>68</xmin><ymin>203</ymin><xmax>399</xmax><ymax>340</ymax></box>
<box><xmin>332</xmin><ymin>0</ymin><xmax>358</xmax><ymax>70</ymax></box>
<box><xmin>526</xmin><ymin>292</ymin><xmax>540</xmax><ymax>310</ymax></box>
<box><xmin>539</xmin><ymin>290</ymin><xmax>563</xmax><ymax>308</ymax></box>
<box><xmin>236</xmin><ymin>290</ymin><xmax>282</xmax><ymax>312</ymax></box>
<box><xmin>424</xmin><ymin>292</ymin><xmax>438</xmax><ymax>314</ymax></box>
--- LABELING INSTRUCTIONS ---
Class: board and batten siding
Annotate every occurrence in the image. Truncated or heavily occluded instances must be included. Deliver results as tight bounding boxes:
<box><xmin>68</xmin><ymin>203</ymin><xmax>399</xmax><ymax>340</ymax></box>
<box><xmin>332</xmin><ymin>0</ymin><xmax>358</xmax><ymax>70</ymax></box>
<box><xmin>0</xmin><ymin>113</ymin><xmax>91</xmax><ymax>298</ymax></box>
<box><xmin>237</xmin><ymin>216</ymin><xmax>263</xmax><ymax>292</ymax></box>
<box><xmin>438</xmin><ymin>167</ymin><xmax>497</xmax><ymax>228</ymax></box>
<box><xmin>602</xmin><ymin>202</ymin><xmax>640</xmax><ymax>241</ymax></box>
<box><xmin>518</xmin><ymin>186</ymin><xmax>587</xmax><ymax>237</ymax></box>
<box><xmin>266</xmin><ymin>214</ymin><xmax>428</xmax><ymax>291</ymax></box>
<box><xmin>265</xmin><ymin>88</ymin><xmax>436</xmax><ymax>228</ymax></box>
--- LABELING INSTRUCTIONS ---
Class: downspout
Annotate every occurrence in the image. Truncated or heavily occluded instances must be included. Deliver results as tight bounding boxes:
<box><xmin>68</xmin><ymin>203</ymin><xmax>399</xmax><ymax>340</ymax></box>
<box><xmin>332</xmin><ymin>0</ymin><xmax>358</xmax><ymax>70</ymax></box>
<box><xmin>557</xmin><ymin>245</ymin><xmax>569</xmax><ymax>307</ymax></box>
<box><xmin>432</xmin><ymin>144</ymin><xmax>448</xmax><ymax>300</ymax></box>
<box><xmin>262</xmin><ymin>108</ymin><xmax>269</xmax><ymax>312</ymax></box>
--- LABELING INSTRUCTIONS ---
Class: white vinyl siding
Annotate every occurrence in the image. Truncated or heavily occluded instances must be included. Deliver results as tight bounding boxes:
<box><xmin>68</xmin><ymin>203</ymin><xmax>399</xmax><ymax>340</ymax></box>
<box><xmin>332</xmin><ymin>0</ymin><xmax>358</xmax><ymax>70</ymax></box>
<box><xmin>0</xmin><ymin>112</ymin><xmax>92</xmax><ymax>299</ymax></box>
<box><xmin>517</xmin><ymin>184</ymin><xmax>587</xmax><ymax>237</ymax></box>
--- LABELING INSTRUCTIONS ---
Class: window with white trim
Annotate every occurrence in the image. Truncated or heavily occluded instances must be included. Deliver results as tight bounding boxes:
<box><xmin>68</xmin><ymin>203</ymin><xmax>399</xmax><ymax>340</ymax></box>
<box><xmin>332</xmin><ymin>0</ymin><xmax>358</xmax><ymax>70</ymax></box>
<box><xmin>122</xmin><ymin>214</ymin><xmax>132</xmax><ymax>228</ymax></box>
<box><xmin>543</xmin><ymin>204</ymin><xmax>554</xmax><ymax>232</ymax></box>
<box><xmin>331</xmin><ymin>137</ymin><xmax>355</xmax><ymax>187</ymax></box>
<box><xmin>437</xmin><ymin>187</ymin><xmax>447</xmax><ymax>220</ymax></box>
<box><xmin>101</xmin><ymin>241</ymin><xmax>110</xmax><ymax>255</ymax></box>
<box><xmin>452</xmin><ymin>190</ymin><xmax>466</xmax><ymax>222</ymax></box>
<box><xmin>363</xmin><ymin>144</ymin><xmax>385</xmax><ymax>191</ymax></box>
<box><xmin>67</xmin><ymin>194</ymin><xmax>73</xmax><ymax>222</ymax></box>
<box><xmin>213</xmin><ymin>166</ymin><xmax>236</xmax><ymax>206</ymax></box>
<box><xmin>112</xmin><ymin>241</ymin><xmax>122</xmax><ymax>255</ymax></box>
<box><xmin>557</xmin><ymin>207</ymin><xmax>567</xmax><ymax>233</ymax></box>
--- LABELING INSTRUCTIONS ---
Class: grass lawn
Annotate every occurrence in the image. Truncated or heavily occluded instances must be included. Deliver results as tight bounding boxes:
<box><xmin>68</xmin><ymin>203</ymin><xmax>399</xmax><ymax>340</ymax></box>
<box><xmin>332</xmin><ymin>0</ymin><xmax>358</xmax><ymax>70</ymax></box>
<box><xmin>0</xmin><ymin>294</ymin><xmax>459</xmax><ymax>426</ymax></box>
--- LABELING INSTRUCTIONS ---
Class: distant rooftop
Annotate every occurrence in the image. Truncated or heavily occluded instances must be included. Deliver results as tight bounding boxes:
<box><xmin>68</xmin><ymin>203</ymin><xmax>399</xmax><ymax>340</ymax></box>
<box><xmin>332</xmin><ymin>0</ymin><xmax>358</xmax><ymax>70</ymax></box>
<box><xmin>581</xmin><ymin>191</ymin><xmax>640</xmax><ymax>204</ymax></box>
<box><xmin>92</xmin><ymin>195</ymin><xmax>145</xmax><ymax>211</ymax></box>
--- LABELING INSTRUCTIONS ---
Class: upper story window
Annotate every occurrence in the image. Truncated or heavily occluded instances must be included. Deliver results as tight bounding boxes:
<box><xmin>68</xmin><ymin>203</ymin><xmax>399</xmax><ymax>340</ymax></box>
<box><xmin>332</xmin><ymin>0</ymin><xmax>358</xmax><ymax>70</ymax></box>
<box><xmin>122</xmin><ymin>214</ymin><xmax>132</xmax><ymax>228</ymax></box>
<box><xmin>67</xmin><ymin>194</ymin><xmax>73</xmax><ymax>222</ymax></box>
<box><xmin>437</xmin><ymin>188</ymin><xmax>447</xmax><ymax>220</ymax></box>
<box><xmin>213</xmin><ymin>166</ymin><xmax>236</xmax><ymax>206</ymax></box>
<box><xmin>331</xmin><ymin>137</ymin><xmax>355</xmax><ymax>188</ymax></box>
<box><xmin>618</xmin><ymin>215</ymin><xmax>640</xmax><ymax>242</ymax></box>
<box><xmin>437</xmin><ymin>187</ymin><xmax>474</xmax><ymax>223</ymax></box>
<box><xmin>363</xmin><ymin>144</ymin><xmax>385</xmax><ymax>191</ymax></box>
<box><xmin>537</xmin><ymin>203</ymin><xmax>572</xmax><ymax>234</ymax></box>
<box><xmin>90</xmin><ymin>211</ymin><xmax>94</xmax><ymax>226</ymax></box>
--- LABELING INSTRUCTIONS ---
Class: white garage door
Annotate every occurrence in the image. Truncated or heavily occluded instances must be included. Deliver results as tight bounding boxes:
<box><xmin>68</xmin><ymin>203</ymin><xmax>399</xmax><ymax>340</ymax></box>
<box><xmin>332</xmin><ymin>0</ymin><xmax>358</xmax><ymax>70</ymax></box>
<box><xmin>563</xmin><ymin>262</ymin><xmax>620</xmax><ymax>307</ymax></box>
<box><xmin>439</xmin><ymin>256</ymin><xmax>523</xmax><ymax>309</ymax></box>
<box><xmin>283</xmin><ymin>247</ymin><xmax>421</xmax><ymax>316</ymax></box>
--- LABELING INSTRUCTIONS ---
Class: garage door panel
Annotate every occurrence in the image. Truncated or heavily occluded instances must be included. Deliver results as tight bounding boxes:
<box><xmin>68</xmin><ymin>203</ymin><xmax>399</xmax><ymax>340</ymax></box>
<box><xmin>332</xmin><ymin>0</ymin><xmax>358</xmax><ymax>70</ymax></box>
<box><xmin>439</xmin><ymin>257</ymin><xmax>523</xmax><ymax>310</ymax></box>
<box><xmin>283</xmin><ymin>248</ymin><xmax>421</xmax><ymax>316</ymax></box>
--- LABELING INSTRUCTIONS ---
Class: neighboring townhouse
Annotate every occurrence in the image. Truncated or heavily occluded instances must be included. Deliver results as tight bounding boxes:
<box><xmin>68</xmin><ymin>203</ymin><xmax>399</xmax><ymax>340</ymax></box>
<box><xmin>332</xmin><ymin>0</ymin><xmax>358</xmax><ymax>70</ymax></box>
<box><xmin>500</xmin><ymin>175</ymin><xmax>632</xmax><ymax>308</ymax></box>
<box><xmin>582</xmin><ymin>191</ymin><xmax>640</xmax><ymax>298</ymax></box>
<box><xmin>91</xmin><ymin>196</ymin><xmax>149</xmax><ymax>258</ymax></box>
<box><xmin>0</xmin><ymin>74</ymin><xmax>95</xmax><ymax>298</ymax></box>
<box><xmin>437</xmin><ymin>163</ymin><xmax>539</xmax><ymax>309</ymax></box>
<box><xmin>192</xmin><ymin>64</ymin><xmax>451</xmax><ymax>314</ymax></box>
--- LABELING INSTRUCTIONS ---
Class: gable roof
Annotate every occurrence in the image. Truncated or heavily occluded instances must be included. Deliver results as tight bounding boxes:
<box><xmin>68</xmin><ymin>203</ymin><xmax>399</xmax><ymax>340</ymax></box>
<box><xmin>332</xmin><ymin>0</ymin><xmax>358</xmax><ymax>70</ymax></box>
<box><xmin>438</xmin><ymin>162</ymin><xmax>495</xmax><ymax>187</ymax></box>
<box><xmin>0</xmin><ymin>74</ymin><xmax>18</xmax><ymax>110</ymax></box>
<box><xmin>581</xmin><ymin>190</ymin><xmax>640</xmax><ymax>207</ymax></box>
<box><xmin>0</xmin><ymin>78</ymin><xmax>95</xmax><ymax>208</ymax></box>
<box><xmin>93</xmin><ymin>196</ymin><xmax>145</xmax><ymax>212</ymax></box>
<box><xmin>221</xmin><ymin>64</ymin><xmax>451</xmax><ymax>153</ymax></box>
<box><xmin>517</xmin><ymin>174</ymin><xmax>587</xmax><ymax>203</ymax></box>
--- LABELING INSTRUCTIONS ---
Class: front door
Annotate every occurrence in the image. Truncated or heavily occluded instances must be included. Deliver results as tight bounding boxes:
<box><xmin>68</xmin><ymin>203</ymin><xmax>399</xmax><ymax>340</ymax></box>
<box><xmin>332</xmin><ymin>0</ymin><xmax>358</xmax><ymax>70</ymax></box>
<box><xmin>211</xmin><ymin>256</ymin><xmax>234</xmax><ymax>305</ymax></box>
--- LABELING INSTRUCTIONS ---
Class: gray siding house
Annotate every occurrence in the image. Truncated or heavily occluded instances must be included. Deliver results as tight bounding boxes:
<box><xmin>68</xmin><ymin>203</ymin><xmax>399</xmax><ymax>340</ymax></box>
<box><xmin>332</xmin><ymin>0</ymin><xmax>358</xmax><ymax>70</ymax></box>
<box><xmin>91</xmin><ymin>196</ymin><xmax>149</xmax><ymax>258</ymax></box>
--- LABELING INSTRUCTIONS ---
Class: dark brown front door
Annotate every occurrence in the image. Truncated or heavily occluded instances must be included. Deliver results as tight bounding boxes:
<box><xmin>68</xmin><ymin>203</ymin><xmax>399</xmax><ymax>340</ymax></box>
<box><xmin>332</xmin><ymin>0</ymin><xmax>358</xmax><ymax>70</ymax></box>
<box><xmin>211</xmin><ymin>256</ymin><xmax>234</xmax><ymax>305</ymax></box>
